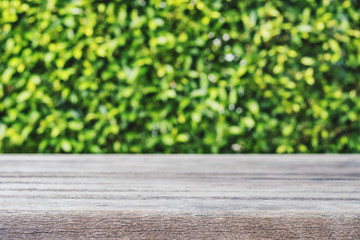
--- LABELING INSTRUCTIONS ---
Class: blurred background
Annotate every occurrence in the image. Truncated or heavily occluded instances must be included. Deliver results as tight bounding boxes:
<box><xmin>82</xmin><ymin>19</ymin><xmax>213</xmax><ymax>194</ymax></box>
<box><xmin>0</xmin><ymin>0</ymin><xmax>359</xmax><ymax>153</ymax></box>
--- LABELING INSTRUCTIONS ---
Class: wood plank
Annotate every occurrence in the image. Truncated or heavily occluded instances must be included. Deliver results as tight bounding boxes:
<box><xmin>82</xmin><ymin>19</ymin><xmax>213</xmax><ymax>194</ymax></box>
<box><xmin>0</xmin><ymin>154</ymin><xmax>359</xmax><ymax>239</ymax></box>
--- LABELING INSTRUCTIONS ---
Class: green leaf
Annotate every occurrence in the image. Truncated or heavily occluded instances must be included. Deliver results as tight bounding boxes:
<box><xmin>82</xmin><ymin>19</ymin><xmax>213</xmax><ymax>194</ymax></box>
<box><xmin>248</xmin><ymin>101</ymin><xmax>260</xmax><ymax>115</ymax></box>
<box><xmin>300</xmin><ymin>57</ymin><xmax>315</xmax><ymax>66</ymax></box>
<box><xmin>61</xmin><ymin>139</ymin><xmax>72</xmax><ymax>152</ymax></box>
<box><xmin>176</xmin><ymin>134</ymin><xmax>189</xmax><ymax>142</ymax></box>
<box><xmin>228</xmin><ymin>126</ymin><xmax>243</xmax><ymax>135</ymax></box>
<box><xmin>242</xmin><ymin>116</ymin><xmax>255</xmax><ymax>129</ymax></box>
<box><xmin>17</xmin><ymin>91</ymin><xmax>32</xmax><ymax>102</ymax></box>
<box><xmin>162</xmin><ymin>134</ymin><xmax>175</xmax><ymax>146</ymax></box>
<box><xmin>1</xmin><ymin>68</ymin><xmax>14</xmax><ymax>84</ymax></box>
<box><xmin>68</xmin><ymin>121</ymin><xmax>84</xmax><ymax>131</ymax></box>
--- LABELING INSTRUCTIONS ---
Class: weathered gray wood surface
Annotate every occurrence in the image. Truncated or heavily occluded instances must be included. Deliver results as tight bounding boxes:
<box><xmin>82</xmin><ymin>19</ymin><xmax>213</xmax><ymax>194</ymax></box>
<box><xmin>0</xmin><ymin>154</ymin><xmax>359</xmax><ymax>239</ymax></box>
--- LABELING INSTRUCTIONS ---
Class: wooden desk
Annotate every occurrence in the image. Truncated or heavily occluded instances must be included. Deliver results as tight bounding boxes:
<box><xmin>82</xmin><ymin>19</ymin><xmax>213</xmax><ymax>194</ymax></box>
<box><xmin>0</xmin><ymin>155</ymin><xmax>359</xmax><ymax>239</ymax></box>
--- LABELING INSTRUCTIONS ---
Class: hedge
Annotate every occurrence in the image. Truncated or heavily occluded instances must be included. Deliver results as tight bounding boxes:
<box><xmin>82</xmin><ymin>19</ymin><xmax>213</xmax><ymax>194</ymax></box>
<box><xmin>0</xmin><ymin>0</ymin><xmax>359</xmax><ymax>153</ymax></box>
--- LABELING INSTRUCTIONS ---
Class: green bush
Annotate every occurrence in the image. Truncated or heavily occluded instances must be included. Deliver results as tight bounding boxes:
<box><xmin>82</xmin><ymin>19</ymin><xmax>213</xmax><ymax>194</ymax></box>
<box><xmin>0</xmin><ymin>0</ymin><xmax>359</xmax><ymax>153</ymax></box>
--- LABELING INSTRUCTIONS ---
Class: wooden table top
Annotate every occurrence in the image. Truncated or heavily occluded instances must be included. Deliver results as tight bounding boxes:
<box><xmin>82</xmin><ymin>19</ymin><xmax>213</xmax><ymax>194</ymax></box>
<box><xmin>0</xmin><ymin>154</ymin><xmax>359</xmax><ymax>239</ymax></box>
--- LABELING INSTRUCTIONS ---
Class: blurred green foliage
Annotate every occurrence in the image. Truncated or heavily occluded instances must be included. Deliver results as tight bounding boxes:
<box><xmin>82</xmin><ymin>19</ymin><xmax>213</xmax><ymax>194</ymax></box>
<box><xmin>0</xmin><ymin>0</ymin><xmax>359</xmax><ymax>153</ymax></box>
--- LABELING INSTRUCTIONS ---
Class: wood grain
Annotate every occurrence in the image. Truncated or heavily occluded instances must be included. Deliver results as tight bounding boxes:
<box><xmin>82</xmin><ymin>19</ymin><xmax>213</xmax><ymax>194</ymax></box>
<box><xmin>0</xmin><ymin>154</ymin><xmax>359</xmax><ymax>239</ymax></box>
